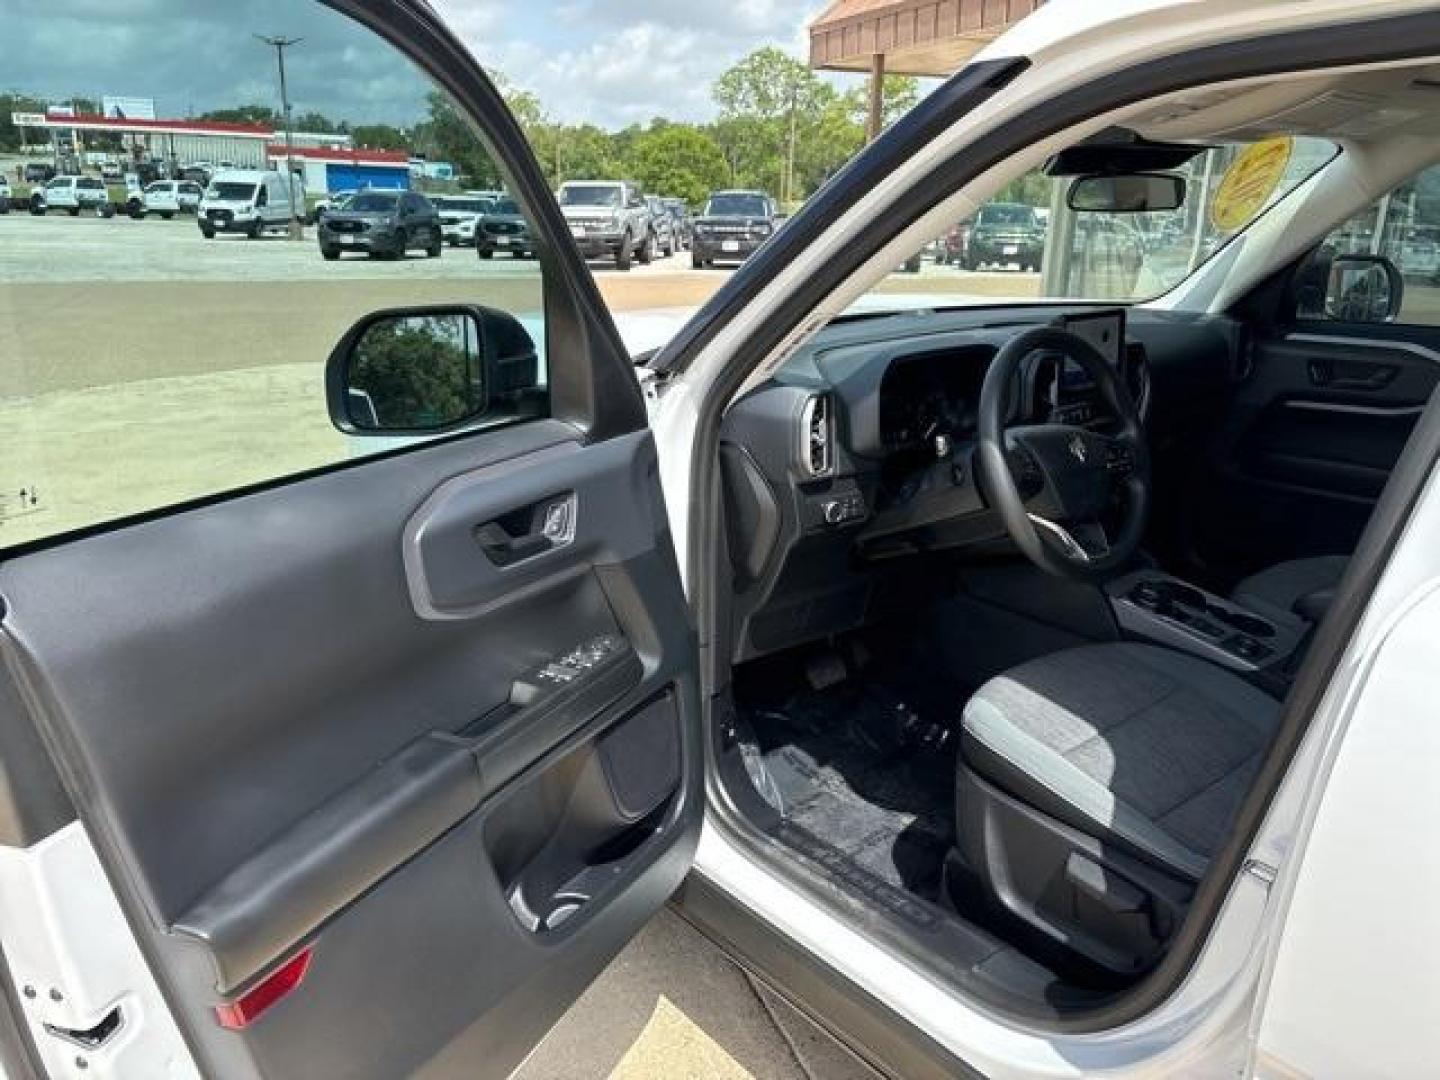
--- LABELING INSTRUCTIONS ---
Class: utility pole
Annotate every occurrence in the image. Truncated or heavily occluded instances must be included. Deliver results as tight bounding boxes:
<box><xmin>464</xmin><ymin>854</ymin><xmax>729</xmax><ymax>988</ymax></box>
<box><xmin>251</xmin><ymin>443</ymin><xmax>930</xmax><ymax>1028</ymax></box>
<box><xmin>256</xmin><ymin>34</ymin><xmax>304</xmax><ymax>240</ymax></box>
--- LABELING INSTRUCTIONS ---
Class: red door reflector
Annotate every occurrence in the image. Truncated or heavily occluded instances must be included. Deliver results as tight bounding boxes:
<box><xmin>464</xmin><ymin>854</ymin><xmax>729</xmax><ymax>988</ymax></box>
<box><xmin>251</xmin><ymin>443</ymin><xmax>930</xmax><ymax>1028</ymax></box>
<box><xmin>214</xmin><ymin>947</ymin><xmax>314</xmax><ymax>1030</ymax></box>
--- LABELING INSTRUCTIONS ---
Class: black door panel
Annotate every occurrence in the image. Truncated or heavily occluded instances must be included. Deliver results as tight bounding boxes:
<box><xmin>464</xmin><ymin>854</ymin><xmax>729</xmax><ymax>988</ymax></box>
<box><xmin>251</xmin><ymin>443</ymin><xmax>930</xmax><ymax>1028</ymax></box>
<box><xmin>0</xmin><ymin>421</ymin><xmax>699</xmax><ymax>1078</ymax></box>
<box><xmin>1192</xmin><ymin>334</ymin><xmax>1437</xmax><ymax>579</ymax></box>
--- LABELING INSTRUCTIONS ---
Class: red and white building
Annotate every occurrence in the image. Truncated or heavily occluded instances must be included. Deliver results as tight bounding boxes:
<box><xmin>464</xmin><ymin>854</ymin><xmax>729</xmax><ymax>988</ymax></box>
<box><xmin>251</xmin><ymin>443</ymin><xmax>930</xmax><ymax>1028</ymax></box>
<box><xmin>28</xmin><ymin>112</ymin><xmax>275</xmax><ymax>169</ymax></box>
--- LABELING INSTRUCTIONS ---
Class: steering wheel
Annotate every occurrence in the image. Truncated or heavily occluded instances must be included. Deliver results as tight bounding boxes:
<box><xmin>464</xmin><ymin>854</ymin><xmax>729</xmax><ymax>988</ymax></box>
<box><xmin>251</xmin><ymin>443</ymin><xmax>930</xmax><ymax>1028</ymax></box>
<box><xmin>976</xmin><ymin>326</ymin><xmax>1151</xmax><ymax>580</ymax></box>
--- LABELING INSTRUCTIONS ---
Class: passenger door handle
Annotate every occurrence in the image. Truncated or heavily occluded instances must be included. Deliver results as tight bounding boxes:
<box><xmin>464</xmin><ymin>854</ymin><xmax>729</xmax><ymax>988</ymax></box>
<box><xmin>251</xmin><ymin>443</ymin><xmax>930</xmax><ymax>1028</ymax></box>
<box><xmin>473</xmin><ymin>494</ymin><xmax>576</xmax><ymax>567</ymax></box>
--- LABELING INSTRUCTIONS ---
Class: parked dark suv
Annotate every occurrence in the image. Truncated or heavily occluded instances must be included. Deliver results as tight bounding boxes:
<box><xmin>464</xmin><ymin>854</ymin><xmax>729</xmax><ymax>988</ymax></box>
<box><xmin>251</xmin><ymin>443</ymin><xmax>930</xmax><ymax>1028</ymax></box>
<box><xmin>475</xmin><ymin>194</ymin><xmax>535</xmax><ymax>259</ymax></box>
<box><xmin>317</xmin><ymin>189</ymin><xmax>443</xmax><ymax>260</ymax></box>
<box><xmin>965</xmin><ymin>201</ymin><xmax>1045</xmax><ymax>271</ymax></box>
<box><xmin>22</xmin><ymin>162</ymin><xmax>56</xmax><ymax>185</ymax></box>
<box><xmin>692</xmin><ymin>190</ymin><xmax>779</xmax><ymax>268</ymax></box>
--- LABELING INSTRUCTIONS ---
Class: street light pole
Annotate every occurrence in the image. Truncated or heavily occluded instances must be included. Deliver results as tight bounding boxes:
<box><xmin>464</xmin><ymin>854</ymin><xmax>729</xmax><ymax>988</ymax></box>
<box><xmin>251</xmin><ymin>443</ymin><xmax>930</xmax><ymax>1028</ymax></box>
<box><xmin>256</xmin><ymin>34</ymin><xmax>304</xmax><ymax>240</ymax></box>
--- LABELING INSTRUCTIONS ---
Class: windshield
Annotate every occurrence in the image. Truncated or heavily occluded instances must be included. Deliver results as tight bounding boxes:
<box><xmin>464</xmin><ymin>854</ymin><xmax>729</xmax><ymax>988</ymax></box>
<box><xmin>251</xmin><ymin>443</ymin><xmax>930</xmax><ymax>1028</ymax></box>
<box><xmin>349</xmin><ymin>193</ymin><xmax>399</xmax><ymax>212</ymax></box>
<box><xmin>208</xmin><ymin>182</ymin><xmax>258</xmax><ymax>201</ymax></box>
<box><xmin>705</xmin><ymin>194</ymin><xmax>768</xmax><ymax>217</ymax></box>
<box><xmin>860</xmin><ymin>136</ymin><xmax>1337</xmax><ymax>310</ymax></box>
<box><xmin>560</xmin><ymin>185</ymin><xmax>621</xmax><ymax>208</ymax></box>
<box><xmin>492</xmin><ymin>197</ymin><xmax>520</xmax><ymax>215</ymax></box>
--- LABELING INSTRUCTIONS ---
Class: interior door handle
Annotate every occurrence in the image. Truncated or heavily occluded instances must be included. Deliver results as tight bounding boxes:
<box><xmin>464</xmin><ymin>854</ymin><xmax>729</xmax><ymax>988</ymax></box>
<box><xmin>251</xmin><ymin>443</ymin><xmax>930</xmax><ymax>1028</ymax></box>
<box><xmin>473</xmin><ymin>494</ymin><xmax>575</xmax><ymax>567</ymax></box>
<box><xmin>1308</xmin><ymin>359</ymin><xmax>1398</xmax><ymax>390</ymax></box>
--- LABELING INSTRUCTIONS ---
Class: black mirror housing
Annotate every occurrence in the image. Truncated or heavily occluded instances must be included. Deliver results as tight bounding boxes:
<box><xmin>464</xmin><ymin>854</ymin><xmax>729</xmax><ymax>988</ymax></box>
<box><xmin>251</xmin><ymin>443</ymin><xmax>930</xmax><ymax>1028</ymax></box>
<box><xmin>325</xmin><ymin>305</ymin><xmax>541</xmax><ymax>436</ymax></box>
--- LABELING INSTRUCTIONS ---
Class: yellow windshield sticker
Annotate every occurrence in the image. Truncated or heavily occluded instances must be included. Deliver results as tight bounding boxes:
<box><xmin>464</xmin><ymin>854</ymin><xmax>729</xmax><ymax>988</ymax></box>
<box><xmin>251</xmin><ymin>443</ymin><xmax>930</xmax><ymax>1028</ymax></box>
<box><xmin>1210</xmin><ymin>137</ymin><xmax>1294</xmax><ymax>232</ymax></box>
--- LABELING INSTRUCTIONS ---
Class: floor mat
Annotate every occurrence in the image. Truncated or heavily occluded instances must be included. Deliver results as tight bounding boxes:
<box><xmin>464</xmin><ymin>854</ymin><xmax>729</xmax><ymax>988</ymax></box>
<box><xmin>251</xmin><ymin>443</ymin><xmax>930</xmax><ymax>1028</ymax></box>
<box><xmin>746</xmin><ymin>683</ymin><xmax>957</xmax><ymax>904</ymax></box>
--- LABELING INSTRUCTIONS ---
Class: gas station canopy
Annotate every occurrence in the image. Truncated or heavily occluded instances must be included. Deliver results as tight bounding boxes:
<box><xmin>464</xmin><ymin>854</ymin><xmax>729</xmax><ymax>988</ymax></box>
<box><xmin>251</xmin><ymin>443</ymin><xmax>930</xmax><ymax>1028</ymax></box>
<box><xmin>809</xmin><ymin>0</ymin><xmax>1044</xmax><ymax>76</ymax></box>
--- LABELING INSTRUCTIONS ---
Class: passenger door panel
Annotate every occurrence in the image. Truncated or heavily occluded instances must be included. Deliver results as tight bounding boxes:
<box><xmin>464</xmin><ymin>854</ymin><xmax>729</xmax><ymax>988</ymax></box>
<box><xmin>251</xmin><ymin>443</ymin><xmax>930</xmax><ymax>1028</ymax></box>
<box><xmin>1</xmin><ymin>421</ymin><xmax>698</xmax><ymax>1078</ymax></box>
<box><xmin>1192</xmin><ymin>332</ymin><xmax>1437</xmax><ymax>579</ymax></box>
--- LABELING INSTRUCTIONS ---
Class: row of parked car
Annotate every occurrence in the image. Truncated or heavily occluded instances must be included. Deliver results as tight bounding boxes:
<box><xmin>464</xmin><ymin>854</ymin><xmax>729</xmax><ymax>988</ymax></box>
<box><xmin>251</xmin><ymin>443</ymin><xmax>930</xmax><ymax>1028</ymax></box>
<box><xmin>1</xmin><ymin>165</ymin><xmax>789</xmax><ymax>274</ymax></box>
<box><xmin>555</xmin><ymin>181</ymin><xmax>783</xmax><ymax>271</ymax></box>
<box><xmin>307</xmin><ymin>179</ymin><xmax>786</xmax><ymax>270</ymax></box>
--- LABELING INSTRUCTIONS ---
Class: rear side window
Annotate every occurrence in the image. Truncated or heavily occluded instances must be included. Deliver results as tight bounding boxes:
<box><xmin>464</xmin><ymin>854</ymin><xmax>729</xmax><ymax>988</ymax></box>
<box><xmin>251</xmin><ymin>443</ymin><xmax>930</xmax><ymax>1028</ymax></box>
<box><xmin>0</xmin><ymin>0</ymin><xmax>548</xmax><ymax>551</ymax></box>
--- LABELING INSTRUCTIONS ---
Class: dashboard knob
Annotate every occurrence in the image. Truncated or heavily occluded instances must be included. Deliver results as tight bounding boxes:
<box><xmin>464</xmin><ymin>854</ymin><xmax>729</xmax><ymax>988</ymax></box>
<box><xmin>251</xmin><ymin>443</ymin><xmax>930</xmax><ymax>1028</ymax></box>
<box><xmin>823</xmin><ymin>500</ymin><xmax>847</xmax><ymax>525</ymax></box>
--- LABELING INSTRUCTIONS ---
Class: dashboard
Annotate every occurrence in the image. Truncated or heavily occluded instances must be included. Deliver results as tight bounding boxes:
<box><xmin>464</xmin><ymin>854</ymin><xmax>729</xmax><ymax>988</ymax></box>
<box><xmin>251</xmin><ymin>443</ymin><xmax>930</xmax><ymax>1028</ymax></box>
<box><xmin>717</xmin><ymin>304</ymin><xmax>1235</xmax><ymax>662</ymax></box>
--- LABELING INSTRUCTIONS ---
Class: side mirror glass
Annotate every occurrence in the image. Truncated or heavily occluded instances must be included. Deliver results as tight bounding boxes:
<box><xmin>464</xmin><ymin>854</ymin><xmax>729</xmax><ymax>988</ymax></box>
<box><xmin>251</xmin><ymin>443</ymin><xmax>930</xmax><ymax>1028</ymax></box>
<box><xmin>1325</xmin><ymin>255</ymin><xmax>1404</xmax><ymax>323</ymax></box>
<box><xmin>327</xmin><ymin>309</ymin><xmax>488</xmax><ymax>434</ymax></box>
<box><xmin>1068</xmin><ymin>173</ymin><xmax>1186</xmax><ymax>213</ymax></box>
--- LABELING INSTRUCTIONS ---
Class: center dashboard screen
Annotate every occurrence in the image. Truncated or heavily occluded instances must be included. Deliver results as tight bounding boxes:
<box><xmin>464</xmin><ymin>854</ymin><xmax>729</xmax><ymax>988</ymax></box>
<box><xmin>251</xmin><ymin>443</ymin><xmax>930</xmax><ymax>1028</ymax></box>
<box><xmin>1056</xmin><ymin>309</ymin><xmax>1124</xmax><ymax>391</ymax></box>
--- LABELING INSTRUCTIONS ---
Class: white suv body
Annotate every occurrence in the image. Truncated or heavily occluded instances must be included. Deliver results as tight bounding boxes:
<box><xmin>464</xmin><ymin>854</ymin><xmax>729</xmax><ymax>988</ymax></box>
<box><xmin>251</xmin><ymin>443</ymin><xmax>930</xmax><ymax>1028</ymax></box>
<box><xmin>37</xmin><ymin>175</ymin><xmax>108</xmax><ymax>215</ymax></box>
<box><xmin>139</xmin><ymin>181</ymin><xmax>203</xmax><ymax>218</ymax></box>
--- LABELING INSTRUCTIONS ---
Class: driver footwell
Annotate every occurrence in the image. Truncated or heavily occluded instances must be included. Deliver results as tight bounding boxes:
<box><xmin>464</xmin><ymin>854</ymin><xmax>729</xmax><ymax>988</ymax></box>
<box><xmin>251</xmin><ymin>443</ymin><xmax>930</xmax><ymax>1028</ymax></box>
<box><xmin>744</xmin><ymin>683</ymin><xmax>956</xmax><ymax>906</ymax></box>
<box><xmin>729</xmin><ymin>638</ymin><xmax>1113</xmax><ymax>1008</ymax></box>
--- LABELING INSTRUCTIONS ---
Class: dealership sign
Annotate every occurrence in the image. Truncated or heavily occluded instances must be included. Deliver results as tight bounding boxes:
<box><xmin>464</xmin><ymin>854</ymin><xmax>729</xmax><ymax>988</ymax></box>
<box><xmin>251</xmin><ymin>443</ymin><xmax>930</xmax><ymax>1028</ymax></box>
<box><xmin>10</xmin><ymin>113</ymin><xmax>47</xmax><ymax>127</ymax></box>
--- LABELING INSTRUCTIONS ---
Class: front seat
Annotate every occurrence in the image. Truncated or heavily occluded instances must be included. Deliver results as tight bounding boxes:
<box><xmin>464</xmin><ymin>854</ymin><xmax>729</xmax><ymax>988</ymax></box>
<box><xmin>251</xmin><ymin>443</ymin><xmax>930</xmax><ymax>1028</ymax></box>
<box><xmin>1231</xmin><ymin>555</ymin><xmax>1348</xmax><ymax>627</ymax></box>
<box><xmin>953</xmin><ymin>643</ymin><xmax>1280</xmax><ymax>979</ymax></box>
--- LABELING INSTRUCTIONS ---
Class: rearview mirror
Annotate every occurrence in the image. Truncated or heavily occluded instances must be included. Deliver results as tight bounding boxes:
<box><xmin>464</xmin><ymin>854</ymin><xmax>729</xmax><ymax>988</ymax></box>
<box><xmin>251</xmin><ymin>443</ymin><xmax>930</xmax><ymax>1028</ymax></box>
<box><xmin>1068</xmin><ymin>173</ymin><xmax>1186</xmax><ymax>213</ymax></box>
<box><xmin>326</xmin><ymin>305</ymin><xmax>540</xmax><ymax>435</ymax></box>
<box><xmin>1325</xmin><ymin>255</ymin><xmax>1404</xmax><ymax>324</ymax></box>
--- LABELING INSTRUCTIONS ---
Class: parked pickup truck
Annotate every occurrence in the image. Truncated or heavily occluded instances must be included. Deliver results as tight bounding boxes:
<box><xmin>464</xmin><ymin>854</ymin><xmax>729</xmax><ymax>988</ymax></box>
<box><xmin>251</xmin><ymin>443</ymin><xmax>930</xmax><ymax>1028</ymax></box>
<box><xmin>31</xmin><ymin>174</ymin><xmax>110</xmax><ymax>217</ymax></box>
<box><xmin>557</xmin><ymin>180</ymin><xmax>653</xmax><ymax>271</ymax></box>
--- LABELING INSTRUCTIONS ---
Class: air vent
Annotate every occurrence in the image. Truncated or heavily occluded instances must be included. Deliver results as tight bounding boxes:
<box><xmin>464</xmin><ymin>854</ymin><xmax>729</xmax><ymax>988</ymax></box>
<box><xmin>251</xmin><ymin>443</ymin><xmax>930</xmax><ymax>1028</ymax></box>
<box><xmin>800</xmin><ymin>393</ymin><xmax>834</xmax><ymax>477</ymax></box>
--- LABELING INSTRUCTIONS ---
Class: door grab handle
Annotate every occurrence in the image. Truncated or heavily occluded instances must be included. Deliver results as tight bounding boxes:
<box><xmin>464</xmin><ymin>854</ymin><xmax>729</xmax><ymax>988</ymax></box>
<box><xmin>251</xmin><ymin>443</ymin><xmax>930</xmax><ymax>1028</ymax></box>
<box><xmin>473</xmin><ymin>493</ymin><xmax>576</xmax><ymax>567</ymax></box>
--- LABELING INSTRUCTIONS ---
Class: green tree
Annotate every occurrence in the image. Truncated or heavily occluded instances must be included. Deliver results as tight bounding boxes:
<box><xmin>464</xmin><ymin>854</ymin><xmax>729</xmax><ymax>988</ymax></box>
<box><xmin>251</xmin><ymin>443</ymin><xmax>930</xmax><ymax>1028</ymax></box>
<box><xmin>350</xmin><ymin>317</ymin><xmax>480</xmax><ymax>430</ymax></box>
<box><xmin>0</xmin><ymin>93</ymin><xmax>48</xmax><ymax>152</ymax></box>
<box><xmin>413</xmin><ymin>90</ymin><xmax>503</xmax><ymax>189</ymax></box>
<box><xmin>626</xmin><ymin>124</ymin><xmax>729</xmax><ymax>206</ymax></box>
<box><xmin>292</xmin><ymin>110</ymin><xmax>337</xmax><ymax>133</ymax></box>
<box><xmin>713</xmin><ymin>47</ymin><xmax>847</xmax><ymax>204</ymax></box>
<box><xmin>531</xmin><ymin>123</ymin><xmax>621</xmax><ymax>187</ymax></box>
<box><xmin>351</xmin><ymin>123</ymin><xmax>409</xmax><ymax>151</ymax></box>
<box><xmin>200</xmin><ymin>104</ymin><xmax>279</xmax><ymax>126</ymax></box>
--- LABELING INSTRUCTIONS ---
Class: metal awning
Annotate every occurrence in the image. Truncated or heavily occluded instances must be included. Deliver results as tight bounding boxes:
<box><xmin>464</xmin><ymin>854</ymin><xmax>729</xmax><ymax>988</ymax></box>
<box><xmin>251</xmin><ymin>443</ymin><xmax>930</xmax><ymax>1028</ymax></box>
<box><xmin>809</xmin><ymin>0</ymin><xmax>1044</xmax><ymax>76</ymax></box>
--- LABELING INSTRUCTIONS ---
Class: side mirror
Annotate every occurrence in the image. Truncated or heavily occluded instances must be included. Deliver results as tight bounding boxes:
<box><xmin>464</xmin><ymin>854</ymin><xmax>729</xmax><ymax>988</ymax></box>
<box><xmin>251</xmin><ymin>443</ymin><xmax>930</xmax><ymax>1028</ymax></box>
<box><xmin>1068</xmin><ymin>173</ymin><xmax>1186</xmax><ymax>213</ymax></box>
<box><xmin>325</xmin><ymin>306</ymin><xmax>539</xmax><ymax>435</ymax></box>
<box><xmin>1325</xmin><ymin>255</ymin><xmax>1404</xmax><ymax>323</ymax></box>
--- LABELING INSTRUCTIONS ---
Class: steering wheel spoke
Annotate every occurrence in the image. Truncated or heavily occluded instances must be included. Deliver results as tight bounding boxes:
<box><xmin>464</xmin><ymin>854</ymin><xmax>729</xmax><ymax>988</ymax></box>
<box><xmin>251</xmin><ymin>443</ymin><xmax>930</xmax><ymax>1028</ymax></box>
<box><xmin>1027</xmin><ymin>514</ymin><xmax>1111</xmax><ymax>564</ymax></box>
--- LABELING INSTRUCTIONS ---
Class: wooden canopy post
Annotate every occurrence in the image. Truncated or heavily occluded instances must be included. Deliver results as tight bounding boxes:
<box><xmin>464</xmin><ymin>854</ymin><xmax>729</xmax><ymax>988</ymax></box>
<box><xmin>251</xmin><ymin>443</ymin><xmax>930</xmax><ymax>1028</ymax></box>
<box><xmin>866</xmin><ymin>52</ymin><xmax>886</xmax><ymax>143</ymax></box>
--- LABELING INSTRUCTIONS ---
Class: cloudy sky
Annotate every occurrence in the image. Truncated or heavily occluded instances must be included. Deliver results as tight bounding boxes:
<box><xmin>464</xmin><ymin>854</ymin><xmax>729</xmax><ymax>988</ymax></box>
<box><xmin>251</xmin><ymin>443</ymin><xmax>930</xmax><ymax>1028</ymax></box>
<box><xmin>4</xmin><ymin>0</ymin><xmax>842</xmax><ymax>130</ymax></box>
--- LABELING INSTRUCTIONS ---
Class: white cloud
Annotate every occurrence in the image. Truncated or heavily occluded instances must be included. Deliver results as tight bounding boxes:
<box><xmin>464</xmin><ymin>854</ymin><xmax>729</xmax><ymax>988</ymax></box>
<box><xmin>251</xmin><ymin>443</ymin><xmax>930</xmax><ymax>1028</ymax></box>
<box><xmin>433</xmin><ymin>0</ymin><xmax>832</xmax><ymax>128</ymax></box>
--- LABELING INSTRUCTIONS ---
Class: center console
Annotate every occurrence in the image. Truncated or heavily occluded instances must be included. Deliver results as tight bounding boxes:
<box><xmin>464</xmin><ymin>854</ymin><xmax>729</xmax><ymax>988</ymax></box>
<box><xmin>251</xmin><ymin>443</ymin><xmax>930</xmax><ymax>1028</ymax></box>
<box><xmin>1105</xmin><ymin>571</ymin><xmax>1304</xmax><ymax>673</ymax></box>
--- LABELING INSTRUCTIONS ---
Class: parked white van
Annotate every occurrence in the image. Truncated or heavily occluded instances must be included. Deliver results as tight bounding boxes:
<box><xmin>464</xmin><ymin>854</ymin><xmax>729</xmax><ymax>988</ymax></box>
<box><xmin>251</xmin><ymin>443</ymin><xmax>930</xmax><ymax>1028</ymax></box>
<box><xmin>197</xmin><ymin>169</ymin><xmax>301</xmax><ymax>239</ymax></box>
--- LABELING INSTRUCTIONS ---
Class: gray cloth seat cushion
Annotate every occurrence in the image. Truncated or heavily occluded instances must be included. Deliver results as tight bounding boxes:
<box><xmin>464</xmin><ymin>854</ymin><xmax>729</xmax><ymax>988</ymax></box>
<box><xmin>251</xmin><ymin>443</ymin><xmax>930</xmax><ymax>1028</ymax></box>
<box><xmin>960</xmin><ymin>643</ymin><xmax>1281</xmax><ymax>881</ymax></box>
<box><xmin>1232</xmin><ymin>555</ymin><xmax>1347</xmax><ymax>625</ymax></box>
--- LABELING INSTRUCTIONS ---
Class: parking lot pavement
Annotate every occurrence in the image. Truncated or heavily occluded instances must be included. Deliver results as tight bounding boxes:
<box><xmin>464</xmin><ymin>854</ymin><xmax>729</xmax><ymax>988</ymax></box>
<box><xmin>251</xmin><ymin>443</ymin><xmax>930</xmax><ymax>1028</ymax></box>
<box><xmin>515</xmin><ymin>909</ymin><xmax>878</xmax><ymax>1080</ymax></box>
